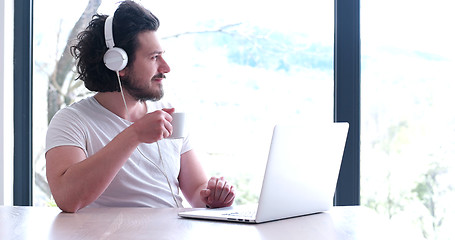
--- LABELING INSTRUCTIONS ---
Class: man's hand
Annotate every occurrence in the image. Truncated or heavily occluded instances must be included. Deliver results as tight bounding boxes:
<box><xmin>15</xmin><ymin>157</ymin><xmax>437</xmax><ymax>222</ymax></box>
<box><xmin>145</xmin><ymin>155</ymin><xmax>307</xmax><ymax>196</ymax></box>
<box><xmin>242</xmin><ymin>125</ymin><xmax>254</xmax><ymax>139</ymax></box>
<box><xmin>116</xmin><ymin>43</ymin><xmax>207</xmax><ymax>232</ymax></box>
<box><xmin>130</xmin><ymin>108</ymin><xmax>175</xmax><ymax>143</ymax></box>
<box><xmin>200</xmin><ymin>177</ymin><xmax>235</xmax><ymax>208</ymax></box>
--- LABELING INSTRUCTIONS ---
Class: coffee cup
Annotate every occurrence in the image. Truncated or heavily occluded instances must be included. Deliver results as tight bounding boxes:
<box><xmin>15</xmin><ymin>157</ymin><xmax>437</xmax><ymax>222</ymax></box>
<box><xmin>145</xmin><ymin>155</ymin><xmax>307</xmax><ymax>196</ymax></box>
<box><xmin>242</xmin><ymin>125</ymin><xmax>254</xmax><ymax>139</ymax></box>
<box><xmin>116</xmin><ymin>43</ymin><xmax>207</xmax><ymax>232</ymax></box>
<box><xmin>169</xmin><ymin>112</ymin><xmax>187</xmax><ymax>139</ymax></box>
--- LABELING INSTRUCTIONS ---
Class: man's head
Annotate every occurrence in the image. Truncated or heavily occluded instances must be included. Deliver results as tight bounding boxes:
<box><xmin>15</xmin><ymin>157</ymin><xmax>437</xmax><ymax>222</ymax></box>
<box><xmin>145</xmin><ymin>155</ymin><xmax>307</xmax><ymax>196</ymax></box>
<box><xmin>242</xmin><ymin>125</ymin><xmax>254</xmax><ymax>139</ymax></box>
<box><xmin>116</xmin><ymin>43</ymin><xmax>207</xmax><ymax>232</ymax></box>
<box><xmin>71</xmin><ymin>0</ymin><xmax>165</xmax><ymax>97</ymax></box>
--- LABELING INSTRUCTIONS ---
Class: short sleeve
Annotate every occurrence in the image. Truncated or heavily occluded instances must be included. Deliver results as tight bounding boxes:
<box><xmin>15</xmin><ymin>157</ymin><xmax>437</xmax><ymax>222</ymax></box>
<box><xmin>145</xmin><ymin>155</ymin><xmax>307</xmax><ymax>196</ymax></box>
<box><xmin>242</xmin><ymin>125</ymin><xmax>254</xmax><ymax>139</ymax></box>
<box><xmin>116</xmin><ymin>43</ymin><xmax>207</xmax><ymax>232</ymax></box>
<box><xmin>45</xmin><ymin>108</ymin><xmax>88</xmax><ymax>157</ymax></box>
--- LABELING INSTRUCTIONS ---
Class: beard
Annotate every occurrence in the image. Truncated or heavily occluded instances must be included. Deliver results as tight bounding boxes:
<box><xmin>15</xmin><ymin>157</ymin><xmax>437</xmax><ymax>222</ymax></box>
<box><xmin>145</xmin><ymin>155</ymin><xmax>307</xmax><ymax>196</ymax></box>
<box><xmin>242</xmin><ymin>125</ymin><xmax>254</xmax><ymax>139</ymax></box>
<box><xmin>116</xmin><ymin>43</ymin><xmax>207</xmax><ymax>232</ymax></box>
<box><xmin>120</xmin><ymin>73</ymin><xmax>165</xmax><ymax>102</ymax></box>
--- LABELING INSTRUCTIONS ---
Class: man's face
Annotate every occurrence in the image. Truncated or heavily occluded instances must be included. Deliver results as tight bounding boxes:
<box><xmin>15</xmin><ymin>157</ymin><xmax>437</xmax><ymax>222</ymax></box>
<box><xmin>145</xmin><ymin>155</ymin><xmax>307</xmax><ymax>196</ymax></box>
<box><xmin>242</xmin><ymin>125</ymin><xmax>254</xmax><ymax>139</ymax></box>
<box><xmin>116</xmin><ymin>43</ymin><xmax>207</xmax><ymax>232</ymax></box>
<box><xmin>121</xmin><ymin>31</ymin><xmax>170</xmax><ymax>101</ymax></box>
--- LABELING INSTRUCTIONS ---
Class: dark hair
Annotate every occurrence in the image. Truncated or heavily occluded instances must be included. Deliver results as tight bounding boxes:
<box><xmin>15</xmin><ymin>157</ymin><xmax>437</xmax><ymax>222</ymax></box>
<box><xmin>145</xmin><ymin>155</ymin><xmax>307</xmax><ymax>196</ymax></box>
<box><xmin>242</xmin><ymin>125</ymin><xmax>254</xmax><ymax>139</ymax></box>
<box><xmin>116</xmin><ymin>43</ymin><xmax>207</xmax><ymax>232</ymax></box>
<box><xmin>70</xmin><ymin>0</ymin><xmax>160</xmax><ymax>92</ymax></box>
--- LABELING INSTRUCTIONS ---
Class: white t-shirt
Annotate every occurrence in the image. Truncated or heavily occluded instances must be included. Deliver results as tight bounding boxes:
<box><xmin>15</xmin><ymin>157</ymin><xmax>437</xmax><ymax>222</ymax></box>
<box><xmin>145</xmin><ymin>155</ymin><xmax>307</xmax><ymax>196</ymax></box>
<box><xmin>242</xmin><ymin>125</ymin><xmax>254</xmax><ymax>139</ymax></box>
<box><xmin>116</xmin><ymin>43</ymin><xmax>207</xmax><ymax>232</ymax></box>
<box><xmin>46</xmin><ymin>96</ymin><xmax>192</xmax><ymax>208</ymax></box>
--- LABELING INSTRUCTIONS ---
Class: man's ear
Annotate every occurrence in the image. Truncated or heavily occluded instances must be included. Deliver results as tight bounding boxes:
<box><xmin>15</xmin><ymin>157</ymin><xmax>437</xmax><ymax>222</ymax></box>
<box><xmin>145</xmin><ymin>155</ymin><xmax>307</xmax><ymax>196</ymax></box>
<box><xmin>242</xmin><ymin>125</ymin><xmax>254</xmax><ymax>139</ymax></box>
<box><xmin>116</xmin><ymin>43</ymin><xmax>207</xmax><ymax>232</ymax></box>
<box><xmin>119</xmin><ymin>67</ymin><xmax>128</xmax><ymax>77</ymax></box>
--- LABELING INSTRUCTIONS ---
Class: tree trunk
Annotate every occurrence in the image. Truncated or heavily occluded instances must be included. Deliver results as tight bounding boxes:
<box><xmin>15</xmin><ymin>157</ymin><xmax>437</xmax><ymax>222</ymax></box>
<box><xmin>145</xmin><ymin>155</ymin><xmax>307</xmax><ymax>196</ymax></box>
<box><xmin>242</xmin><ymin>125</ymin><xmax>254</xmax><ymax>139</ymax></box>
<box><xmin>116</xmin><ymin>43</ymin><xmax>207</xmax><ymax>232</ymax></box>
<box><xmin>47</xmin><ymin>0</ymin><xmax>102</xmax><ymax>123</ymax></box>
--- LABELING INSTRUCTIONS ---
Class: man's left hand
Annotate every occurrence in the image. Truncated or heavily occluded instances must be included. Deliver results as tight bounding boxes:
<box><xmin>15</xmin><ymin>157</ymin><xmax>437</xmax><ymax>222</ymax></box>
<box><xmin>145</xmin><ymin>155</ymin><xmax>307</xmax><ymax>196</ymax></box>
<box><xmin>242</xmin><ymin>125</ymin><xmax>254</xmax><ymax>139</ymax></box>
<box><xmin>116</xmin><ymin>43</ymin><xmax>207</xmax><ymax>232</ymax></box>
<box><xmin>200</xmin><ymin>176</ymin><xmax>235</xmax><ymax>208</ymax></box>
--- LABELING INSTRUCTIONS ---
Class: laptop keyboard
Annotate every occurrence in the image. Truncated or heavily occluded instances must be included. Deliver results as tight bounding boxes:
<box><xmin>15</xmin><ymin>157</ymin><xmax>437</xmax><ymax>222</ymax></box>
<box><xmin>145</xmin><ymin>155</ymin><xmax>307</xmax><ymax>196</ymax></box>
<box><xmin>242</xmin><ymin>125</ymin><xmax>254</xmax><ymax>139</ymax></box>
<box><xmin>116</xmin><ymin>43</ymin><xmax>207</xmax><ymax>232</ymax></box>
<box><xmin>221</xmin><ymin>209</ymin><xmax>257</xmax><ymax>218</ymax></box>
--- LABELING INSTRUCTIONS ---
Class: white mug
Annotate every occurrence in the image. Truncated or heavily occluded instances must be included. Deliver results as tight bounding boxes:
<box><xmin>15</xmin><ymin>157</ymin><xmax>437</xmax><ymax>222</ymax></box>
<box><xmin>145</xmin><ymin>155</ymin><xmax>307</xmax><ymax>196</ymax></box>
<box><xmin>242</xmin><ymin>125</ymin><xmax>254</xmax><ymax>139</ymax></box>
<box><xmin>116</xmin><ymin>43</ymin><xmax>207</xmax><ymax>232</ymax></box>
<box><xmin>169</xmin><ymin>112</ymin><xmax>187</xmax><ymax>139</ymax></box>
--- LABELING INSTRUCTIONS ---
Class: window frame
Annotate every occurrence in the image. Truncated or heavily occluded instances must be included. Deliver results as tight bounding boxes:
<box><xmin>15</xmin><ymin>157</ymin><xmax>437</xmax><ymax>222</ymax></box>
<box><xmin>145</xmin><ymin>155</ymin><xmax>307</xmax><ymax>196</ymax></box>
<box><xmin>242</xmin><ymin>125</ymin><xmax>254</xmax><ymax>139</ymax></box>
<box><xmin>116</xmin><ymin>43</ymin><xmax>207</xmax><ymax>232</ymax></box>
<box><xmin>13</xmin><ymin>0</ymin><xmax>33</xmax><ymax>206</ymax></box>
<box><xmin>13</xmin><ymin>0</ymin><xmax>360</xmax><ymax>206</ymax></box>
<box><xmin>334</xmin><ymin>0</ymin><xmax>361</xmax><ymax>206</ymax></box>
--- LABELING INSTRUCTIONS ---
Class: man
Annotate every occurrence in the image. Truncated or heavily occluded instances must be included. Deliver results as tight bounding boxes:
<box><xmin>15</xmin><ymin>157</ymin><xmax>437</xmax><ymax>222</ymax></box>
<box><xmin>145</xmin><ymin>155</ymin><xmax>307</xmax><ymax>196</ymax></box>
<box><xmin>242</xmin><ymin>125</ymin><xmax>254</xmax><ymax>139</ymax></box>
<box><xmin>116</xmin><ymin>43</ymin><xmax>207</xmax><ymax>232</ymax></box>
<box><xmin>45</xmin><ymin>0</ymin><xmax>235</xmax><ymax>213</ymax></box>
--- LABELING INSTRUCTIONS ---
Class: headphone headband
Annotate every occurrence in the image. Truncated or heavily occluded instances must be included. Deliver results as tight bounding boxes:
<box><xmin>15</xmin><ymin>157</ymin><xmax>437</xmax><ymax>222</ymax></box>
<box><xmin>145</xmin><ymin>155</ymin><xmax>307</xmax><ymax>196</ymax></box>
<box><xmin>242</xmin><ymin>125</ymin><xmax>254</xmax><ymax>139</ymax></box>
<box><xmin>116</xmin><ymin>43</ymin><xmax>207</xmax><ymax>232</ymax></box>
<box><xmin>103</xmin><ymin>14</ymin><xmax>128</xmax><ymax>72</ymax></box>
<box><xmin>104</xmin><ymin>16</ymin><xmax>115</xmax><ymax>49</ymax></box>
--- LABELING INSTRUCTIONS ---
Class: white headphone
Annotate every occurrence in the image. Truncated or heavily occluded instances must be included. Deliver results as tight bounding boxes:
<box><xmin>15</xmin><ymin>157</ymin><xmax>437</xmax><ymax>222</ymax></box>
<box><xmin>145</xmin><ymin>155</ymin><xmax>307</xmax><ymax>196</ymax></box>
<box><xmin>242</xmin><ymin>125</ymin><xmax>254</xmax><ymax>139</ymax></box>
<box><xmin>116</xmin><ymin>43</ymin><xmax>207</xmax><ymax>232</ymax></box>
<box><xmin>104</xmin><ymin>15</ymin><xmax>128</xmax><ymax>72</ymax></box>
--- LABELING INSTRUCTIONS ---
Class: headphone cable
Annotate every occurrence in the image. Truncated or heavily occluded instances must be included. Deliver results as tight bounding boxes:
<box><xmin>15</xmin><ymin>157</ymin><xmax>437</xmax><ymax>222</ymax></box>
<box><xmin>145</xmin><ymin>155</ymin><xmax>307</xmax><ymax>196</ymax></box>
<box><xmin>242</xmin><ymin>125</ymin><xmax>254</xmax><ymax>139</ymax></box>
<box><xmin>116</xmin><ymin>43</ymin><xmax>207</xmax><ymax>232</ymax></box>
<box><xmin>137</xmin><ymin>142</ymin><xmax>183</xmax><ymax>208</ymax></box>
<box><xmin>116</xmin><ymin>72</ymin><xmax>181</xmax><ymax>208</ymax></box>
<box><xmin>116</xmin><ymin>71</ymin><xmax>129</xmax><ymax>116</ymax></box>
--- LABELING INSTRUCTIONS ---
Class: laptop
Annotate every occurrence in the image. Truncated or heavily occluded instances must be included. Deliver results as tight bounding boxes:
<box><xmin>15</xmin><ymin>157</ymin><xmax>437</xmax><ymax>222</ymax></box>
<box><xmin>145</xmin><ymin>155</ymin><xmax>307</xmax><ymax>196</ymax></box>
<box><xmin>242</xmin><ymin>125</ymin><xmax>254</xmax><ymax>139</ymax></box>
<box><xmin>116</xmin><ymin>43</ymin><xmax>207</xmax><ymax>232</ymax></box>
<box><xmin>178</xmin><ymin>122</ymin><xmax>349</xmax><ymax>223</ymax></box>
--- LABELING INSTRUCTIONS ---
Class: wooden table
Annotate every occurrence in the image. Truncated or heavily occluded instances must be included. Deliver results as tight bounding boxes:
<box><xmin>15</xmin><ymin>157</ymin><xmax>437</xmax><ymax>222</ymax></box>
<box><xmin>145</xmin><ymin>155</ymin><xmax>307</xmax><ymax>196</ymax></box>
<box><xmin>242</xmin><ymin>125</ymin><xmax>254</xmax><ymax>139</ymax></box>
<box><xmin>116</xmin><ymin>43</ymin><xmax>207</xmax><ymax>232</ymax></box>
<box><xmin>0</xmin><ymin>206</ymin><xmax>423</xmax><ymax>240</ymax></box>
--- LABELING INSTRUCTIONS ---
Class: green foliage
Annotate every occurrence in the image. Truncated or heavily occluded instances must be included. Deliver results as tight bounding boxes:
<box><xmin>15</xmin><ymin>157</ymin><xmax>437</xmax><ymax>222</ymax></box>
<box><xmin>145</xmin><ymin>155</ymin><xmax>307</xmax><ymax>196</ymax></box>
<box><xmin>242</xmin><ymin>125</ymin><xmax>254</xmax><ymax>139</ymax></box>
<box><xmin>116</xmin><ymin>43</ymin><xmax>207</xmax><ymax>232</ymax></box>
<box><xmin>46</xmin><ymin>198</ymin><xmax>57</xmax><ymax>207</ymax></box>
<box><xmin>193</xmin><ymin>25</ymin><xmax>332</xmax><ymax>72</ymax></box>
<box><xmin>412</xmin><ymin>162</ymin><xmax>449</xmax><ymax>239</ymax></box>
<box><xmin>231</xmin><ymin>176</ymin><xmax>259</xmax><ymax>205</ymax></box>
<box><xmin>380</xmin><ymin>120</ymin><xmax>410</xmax><ymax>155</ymax></box>
<box><xmin>210</xmin><ymin>171</ymin><xmax>259</xmax><ymax>205</ymax></box>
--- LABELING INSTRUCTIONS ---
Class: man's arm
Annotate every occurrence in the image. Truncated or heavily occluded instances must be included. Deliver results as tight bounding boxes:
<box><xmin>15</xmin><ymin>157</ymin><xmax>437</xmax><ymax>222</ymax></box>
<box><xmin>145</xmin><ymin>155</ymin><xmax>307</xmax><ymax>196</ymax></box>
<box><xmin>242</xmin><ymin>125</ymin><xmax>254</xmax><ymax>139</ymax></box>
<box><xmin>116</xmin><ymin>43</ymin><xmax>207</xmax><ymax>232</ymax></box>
<box><xmin>46</xmin><ymin>109</ymin><xmax>173</xmax><ymax>213</ymax></box>
<box><xmin>178</xmin><ymin>150</ymin><xmax>235</xmax><ymax>208</ymax></box>
<box><xmin>46</xmin><ymin>129</ymin><xmax>138</xmax><ymax>213</ymax></box>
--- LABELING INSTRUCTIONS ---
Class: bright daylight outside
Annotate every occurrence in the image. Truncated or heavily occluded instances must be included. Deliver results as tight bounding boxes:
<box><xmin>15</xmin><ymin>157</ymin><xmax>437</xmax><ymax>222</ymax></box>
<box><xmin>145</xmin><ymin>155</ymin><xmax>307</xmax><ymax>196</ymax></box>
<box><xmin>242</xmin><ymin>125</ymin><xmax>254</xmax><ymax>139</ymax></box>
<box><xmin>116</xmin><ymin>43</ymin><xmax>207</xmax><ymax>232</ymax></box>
<box><xmin>361</xmin><ymin>0</ymin><xmax>455</xmax><ymax>239</ymax></box>
<box><xmin>33</xmin><ymin>0</ymin><xmax>454</xmax><ymax>239</ymax></box>
<box><xmin>33</xmin><ymin>0</ymin><xmax>333</xmax><ymax>207</ymax></box>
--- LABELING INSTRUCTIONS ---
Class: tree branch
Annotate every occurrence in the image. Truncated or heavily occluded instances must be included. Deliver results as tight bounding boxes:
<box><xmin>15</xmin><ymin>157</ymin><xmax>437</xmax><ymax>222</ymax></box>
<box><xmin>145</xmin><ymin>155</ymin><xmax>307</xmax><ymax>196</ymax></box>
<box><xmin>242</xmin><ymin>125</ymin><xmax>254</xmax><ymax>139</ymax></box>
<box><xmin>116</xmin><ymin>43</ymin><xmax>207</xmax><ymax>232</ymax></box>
<box><xmin>162</xmin><ymin>23</ymin><xmax>242</xmax><ymax>39</ymax></box>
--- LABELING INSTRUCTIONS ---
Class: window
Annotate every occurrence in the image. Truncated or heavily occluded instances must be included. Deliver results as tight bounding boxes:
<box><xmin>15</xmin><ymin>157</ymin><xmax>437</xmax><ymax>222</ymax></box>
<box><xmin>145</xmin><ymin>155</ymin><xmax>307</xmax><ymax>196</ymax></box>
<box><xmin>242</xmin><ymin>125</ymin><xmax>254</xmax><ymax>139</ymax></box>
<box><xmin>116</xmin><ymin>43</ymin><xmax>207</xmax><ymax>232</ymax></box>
<box><xmin>361</xmin><ymin>0</ymin><xmax>455</xmax><ymax>239</ymax></box>
<box><xmin>0</xmin><ymin>0</ymin><xmax>14</xmax><ymax>206</ymax></box>
<box><xmin>32</xmin><ymin>0</ymin><xmax>335</xmax><ymax>206</ymax></box>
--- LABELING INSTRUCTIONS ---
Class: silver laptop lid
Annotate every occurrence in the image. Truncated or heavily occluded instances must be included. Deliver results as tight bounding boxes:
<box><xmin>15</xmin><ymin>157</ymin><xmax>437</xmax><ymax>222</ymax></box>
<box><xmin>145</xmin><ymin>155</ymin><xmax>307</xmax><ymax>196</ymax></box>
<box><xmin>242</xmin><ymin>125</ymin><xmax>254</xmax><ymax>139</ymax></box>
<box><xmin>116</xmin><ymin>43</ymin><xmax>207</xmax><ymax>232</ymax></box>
<box><xmin>255</xmin><ymin>122</ymin><xmax>349</xmax><ymax>223</ymax></box>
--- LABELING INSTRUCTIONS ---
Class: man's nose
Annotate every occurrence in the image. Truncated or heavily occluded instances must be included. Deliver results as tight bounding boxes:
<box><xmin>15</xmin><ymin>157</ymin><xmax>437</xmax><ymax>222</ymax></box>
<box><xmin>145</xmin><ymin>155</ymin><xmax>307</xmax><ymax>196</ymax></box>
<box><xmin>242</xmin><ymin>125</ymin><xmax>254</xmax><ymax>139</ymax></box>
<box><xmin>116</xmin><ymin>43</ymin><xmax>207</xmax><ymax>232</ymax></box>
<box><xmin>159</xmin><ymin>57</ymin><xmax>170</xmax><ymax>73</ymax></box>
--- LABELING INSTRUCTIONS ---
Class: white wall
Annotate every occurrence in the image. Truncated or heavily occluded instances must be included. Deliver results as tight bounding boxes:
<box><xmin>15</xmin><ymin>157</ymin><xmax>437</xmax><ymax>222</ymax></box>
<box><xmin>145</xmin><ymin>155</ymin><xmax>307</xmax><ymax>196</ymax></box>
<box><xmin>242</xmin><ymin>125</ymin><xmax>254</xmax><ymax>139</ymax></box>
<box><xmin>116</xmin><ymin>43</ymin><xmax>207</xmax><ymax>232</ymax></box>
<box><xmin>0</xmin><ymin>0</ymin><xmax>14</xmax><ymax>206</ymax></box>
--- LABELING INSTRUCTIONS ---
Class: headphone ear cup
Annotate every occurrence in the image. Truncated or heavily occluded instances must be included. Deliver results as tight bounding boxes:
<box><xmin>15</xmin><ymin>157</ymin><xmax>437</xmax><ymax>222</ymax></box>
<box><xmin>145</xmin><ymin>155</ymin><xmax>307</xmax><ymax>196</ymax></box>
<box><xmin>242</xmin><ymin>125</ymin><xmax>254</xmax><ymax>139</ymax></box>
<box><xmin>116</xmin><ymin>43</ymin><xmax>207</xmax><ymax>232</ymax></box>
<box><xmin>104</xmin><ymin>47</ymin><xmax>128</xmax><ymax>72</ymax></box>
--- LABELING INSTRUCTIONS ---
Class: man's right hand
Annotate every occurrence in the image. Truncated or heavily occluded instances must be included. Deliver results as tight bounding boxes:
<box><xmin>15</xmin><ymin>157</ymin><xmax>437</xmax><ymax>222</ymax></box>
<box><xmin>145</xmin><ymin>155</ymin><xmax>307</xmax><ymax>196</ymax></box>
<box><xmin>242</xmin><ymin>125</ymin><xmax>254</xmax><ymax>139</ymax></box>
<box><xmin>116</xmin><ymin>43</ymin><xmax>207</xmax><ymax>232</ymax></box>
<box><xmin>130</xmin><ymin>108</ymin><xmax>175</xmax><ymax>143</ymax></box>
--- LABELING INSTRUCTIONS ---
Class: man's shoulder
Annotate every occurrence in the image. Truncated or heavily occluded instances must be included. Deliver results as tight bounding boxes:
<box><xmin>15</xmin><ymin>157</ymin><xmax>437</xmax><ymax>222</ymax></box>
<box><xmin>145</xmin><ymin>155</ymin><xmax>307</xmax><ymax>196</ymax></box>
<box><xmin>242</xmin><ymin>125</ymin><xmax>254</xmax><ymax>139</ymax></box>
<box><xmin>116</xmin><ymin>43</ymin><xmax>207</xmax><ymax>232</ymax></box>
<box><xmin>51</xmin><ymin>96</ymin><xmax>98</xmax><ymax>120</ymax></box>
